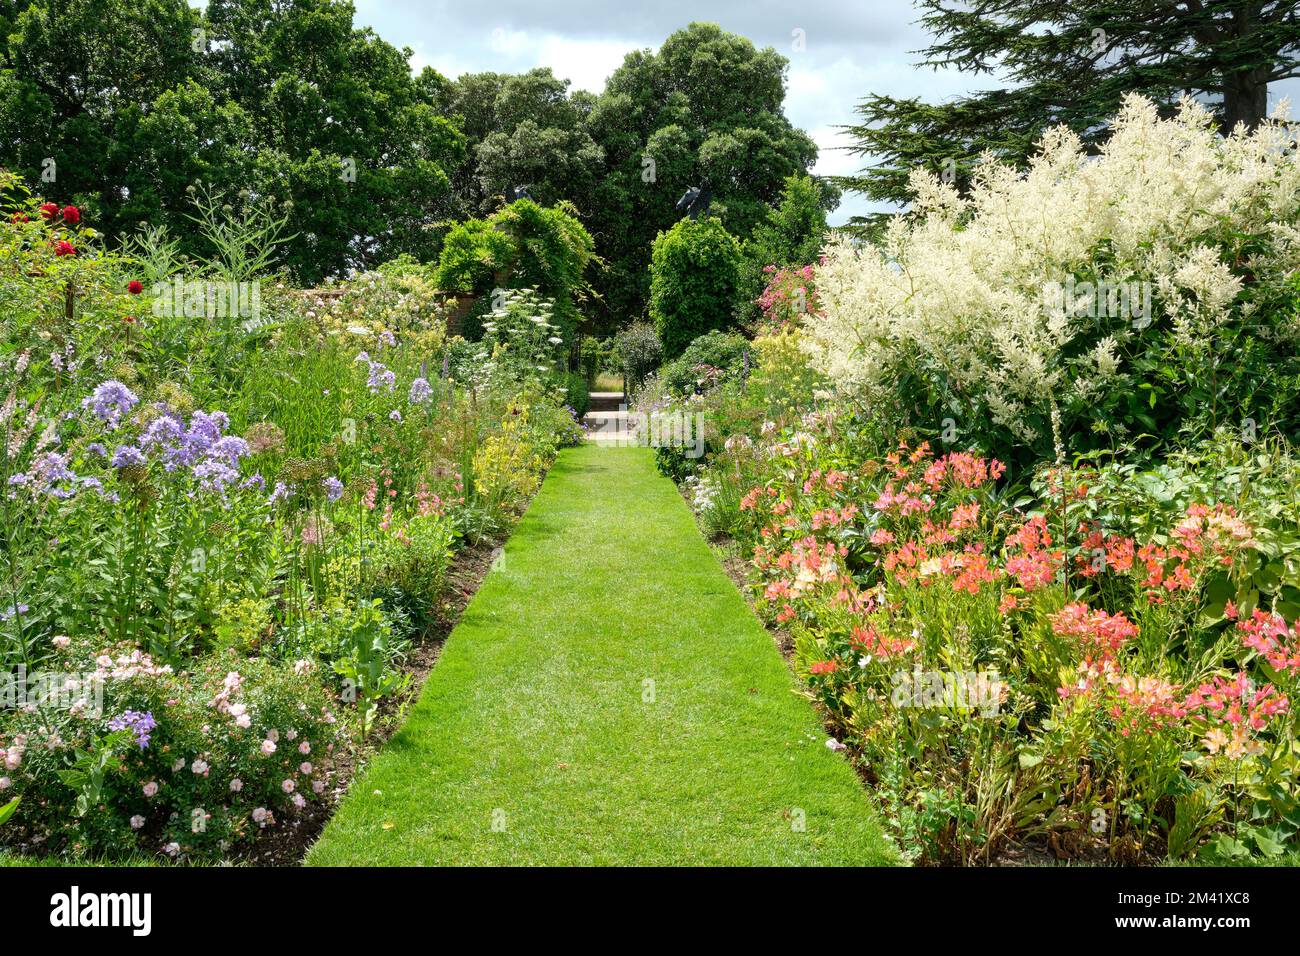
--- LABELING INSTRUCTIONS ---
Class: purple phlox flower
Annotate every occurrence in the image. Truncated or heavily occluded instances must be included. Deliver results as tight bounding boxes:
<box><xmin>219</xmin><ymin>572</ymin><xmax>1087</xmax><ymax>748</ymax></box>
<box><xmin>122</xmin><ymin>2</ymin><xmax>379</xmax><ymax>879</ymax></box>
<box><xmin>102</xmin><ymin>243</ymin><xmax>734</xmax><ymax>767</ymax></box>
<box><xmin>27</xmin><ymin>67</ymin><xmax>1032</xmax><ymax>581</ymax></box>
<box><xmin>377</xmin><ymin>330</ymin><xmax>397</xmax><ymax>348</ymax></box>
<box><xmin>408</xmin><ymin>377</ymin><xmax>432</xmax><ymax>405</ymax></box>
<box><xmin>389</xmin><ymin>409</ymin><xmax>402</xmax><ymax>423</ymax></box>
<box><xmin>192</xmin><ymin>457</ymin><xmax>240</xmax><ymax>494</ymax></box>
<box><xmin>322</xmin><ymin>476</ymin><xmax>344</xmax><ymax>502</ymax></box>
<box><xmin>139</xmin><ymin>414</ymin><xmax>183</xmax><ymax>451</ymax></box>
<box><xmin>111</xmin><ymin>445</ymin><xmax>146</xmax><ymax>469</ymax></box>
<box><xmin>241</xmin><ymin>473</ymin><xmax>266</xmax><ymax>492</ymax></box>
<box><xmin>209</xmin><ymin>435</ymin><xmax>250</xmax><ymax>466</ymax></box>
<box><xmin>86</xmin><ymin>443</ymin><xmax>107</xmax><ymax>458</ymax></box>
<box><xmin>108</xmin><ymin>709</ymin><xmax>157</xmax><ymax>749</ymax></box>
<box><xmin>84</xmin><ymin>380</ymin><xmax>139</xmax><ymax>428</ymax></box>
<box><xmin>0</xmin><ymin>603</ymin><xmax>29</xmax><ymax>621</ymax></box>
<box><xmin>268</xmin><ymin>481</ymin><xmax>292</xmax><ymax>505</ymax></box>
<box><xmin>7</xmin><ymin>473</ymin><xmax>29</xmax><ymax>487</ymax></box>
<box><xmin>36</xmin><ymin>451</ymin><xmax>75</xmax><ymax>483</ymax></box>
<box><xmin>33</xmin><ymin>452</ymin><xmax>79</xmax><ymax>497</ymax></box>
<box><xmin>366</xmin><ymin>363</ymin><xmax>396</xmax><ymax>394</ymax></box>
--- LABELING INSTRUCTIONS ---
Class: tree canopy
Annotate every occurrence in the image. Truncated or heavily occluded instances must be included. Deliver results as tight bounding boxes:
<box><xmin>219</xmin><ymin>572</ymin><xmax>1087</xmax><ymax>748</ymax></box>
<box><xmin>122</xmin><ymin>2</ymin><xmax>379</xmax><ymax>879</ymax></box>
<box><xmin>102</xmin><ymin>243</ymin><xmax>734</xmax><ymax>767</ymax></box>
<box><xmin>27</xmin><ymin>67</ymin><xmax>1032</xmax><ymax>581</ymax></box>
<box><xmin>838</xmin><ymin>0</ymin><xmax>1300</xmax><ymax>220</ymax></box>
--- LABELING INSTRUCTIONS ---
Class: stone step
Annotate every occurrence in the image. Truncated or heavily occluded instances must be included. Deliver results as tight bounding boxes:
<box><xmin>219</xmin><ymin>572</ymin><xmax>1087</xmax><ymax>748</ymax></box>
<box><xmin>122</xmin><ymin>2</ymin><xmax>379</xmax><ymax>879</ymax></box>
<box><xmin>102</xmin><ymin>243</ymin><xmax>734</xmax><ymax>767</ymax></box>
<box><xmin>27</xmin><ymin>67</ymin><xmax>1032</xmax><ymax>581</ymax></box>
<box><xmin>587</xmin><ymin>391</ymin><xmax>626</xmax><ymax>412</ymax></box>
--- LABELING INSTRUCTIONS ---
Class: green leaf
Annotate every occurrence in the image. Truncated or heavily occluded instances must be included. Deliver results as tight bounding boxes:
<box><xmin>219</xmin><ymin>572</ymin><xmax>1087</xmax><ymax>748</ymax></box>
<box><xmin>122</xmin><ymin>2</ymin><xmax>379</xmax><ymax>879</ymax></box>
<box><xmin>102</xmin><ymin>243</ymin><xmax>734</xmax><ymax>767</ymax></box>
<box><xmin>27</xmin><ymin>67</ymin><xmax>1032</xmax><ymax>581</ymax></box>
<box><xmin>0</xmin><ymin>797</ymin><xmax>19</xmax><ymax>827</ymax></box>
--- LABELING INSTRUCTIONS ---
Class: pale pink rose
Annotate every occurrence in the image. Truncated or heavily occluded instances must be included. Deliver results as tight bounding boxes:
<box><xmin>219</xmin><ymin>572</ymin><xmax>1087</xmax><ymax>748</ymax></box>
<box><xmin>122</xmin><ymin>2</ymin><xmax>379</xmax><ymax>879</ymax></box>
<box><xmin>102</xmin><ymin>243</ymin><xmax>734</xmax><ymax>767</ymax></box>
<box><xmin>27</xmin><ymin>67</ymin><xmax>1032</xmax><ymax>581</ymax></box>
<box><xmin>129</xmin><ymin>815</ymin><xmax>145</xmax><ymax>830</ymax></box>
<box><xmin>143</xmin><ymin>781</ymin><xmax>159</xmax><ymax>798</ymax></box>
<box><xmin>267</xmin><ymin>729</ymin><xmax>280</xmax><ymax>743</ymax></box>
<box><xmin>298</xmin><ymin>741</ymin><xmax>310</xmax><ymax>755</ymax></box>
<box><xmin>252</xmin><ymin>807</ymin><xmax>268</xmax><ymax>824</ymax></box>
<box><xmin>285</xmin><ymin>729</ymin><xmax>298</xmax><ymax>741</ymax></box>
<box><xmin>229</xmin><ymin>778</ymin><xmax>243</xmax><ymax>793</ymax></box>
<box><xmin>312</xmin><ymin>780</ymin><xmax>325</xmax><ymax>794</ymax></box>
<box><xmin>292</xmin><ymin>793</ymin><xmax>306</xmax><ymax>809</ymax></box>
<box><xmin>281</xmin><ymin>779</ymin><xmax>295</xmax><ymax>793</ymax></box>
<box><xmin>172</xmin><ymin>757</ymin><xmax>185</xmax><ymax>771</ymax></box>
<box><xmin>260</xmin><ymin>739</ymin><xmax>276</xmax><ymax>755</ymax></box>
<box><xmin>0</xmin><ymin>776</ymin><xmax>10</xmax><ymax>790</ymax></box>
<box><xmin>163</xmin><ymin>842</ymin><xmax>180</xmax><ymax>856</ymax></box>
<box><xmin>235</xmin><ymin>714</ymin><xmax>251</xmax><ymax>729</ymax></box>
<box><xmin>299</xmin><ymin>762</ymin><xmax>312</xmax><ymax>775</ymax></box>
<box><xmin>52</xmin><ymin>635</ymin><xmax>71</xmax><ymax>649</ymax></box>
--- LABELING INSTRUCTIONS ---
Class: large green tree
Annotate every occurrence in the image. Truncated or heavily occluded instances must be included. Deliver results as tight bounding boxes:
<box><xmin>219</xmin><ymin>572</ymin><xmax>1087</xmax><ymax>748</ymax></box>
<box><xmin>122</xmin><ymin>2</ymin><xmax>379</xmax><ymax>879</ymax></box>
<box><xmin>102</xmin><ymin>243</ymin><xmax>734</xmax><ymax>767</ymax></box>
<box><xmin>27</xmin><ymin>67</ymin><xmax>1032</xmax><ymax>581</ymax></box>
<box><xmin>0</xmin><ymin>0</ymin><xmax>202</xmax><ymax>223</ymax></box>
<box><xmin>437</xmin><ymin>68</ymin><xmax>603</xmax><ymax>219</ymax></box>
<box><xmin>839</xmin><ymin>0</ymin><xmax>1300</xmax><ymax>217</ymax></box>
<box><xmin>0</xmin><ymin>0</ymin><xmax>464</xmax><ymax>281</ymax></box>
<box><xmin>585</xmin><ymin>22</ymin><xmax>822</xmax><ymax>331</ymax></box>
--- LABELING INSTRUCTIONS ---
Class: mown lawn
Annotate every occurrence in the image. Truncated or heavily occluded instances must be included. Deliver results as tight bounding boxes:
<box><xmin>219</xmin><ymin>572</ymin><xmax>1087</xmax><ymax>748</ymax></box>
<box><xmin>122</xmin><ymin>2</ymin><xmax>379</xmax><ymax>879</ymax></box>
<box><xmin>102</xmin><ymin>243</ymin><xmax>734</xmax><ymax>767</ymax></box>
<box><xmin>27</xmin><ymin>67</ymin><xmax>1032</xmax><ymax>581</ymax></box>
<box><xmin>307</xmin><ymin>444</ymin><xmax>899</xmax><ymax>866</ymax></box>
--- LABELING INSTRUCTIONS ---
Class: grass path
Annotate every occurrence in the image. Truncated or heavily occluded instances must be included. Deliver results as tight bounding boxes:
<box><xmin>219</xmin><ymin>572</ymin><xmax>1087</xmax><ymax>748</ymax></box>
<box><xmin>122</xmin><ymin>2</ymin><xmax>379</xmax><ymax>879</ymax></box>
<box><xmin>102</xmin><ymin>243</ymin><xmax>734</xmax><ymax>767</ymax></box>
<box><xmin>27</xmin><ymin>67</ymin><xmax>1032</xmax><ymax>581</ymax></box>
<box><xmin>306</xmin><ymin>445</ymin><xmax>898</xmax><ymax>866</ymax></box>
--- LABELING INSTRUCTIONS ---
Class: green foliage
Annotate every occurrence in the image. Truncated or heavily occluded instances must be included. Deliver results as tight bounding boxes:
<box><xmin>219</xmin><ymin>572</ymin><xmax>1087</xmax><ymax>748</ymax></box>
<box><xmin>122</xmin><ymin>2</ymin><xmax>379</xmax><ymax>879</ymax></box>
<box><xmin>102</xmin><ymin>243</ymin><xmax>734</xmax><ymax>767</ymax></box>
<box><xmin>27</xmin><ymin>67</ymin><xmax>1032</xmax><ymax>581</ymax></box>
<box><xmin>490</xmin><ymin>199</ymin><xmax>597</xmax><ymax>343</ymax></box>
<box><xmin>584</xmin><ymin>22</ymin><xmax>823</xmax><ymax>329</ymax></box>
<box><xmin>659</xmin><ymin>330</ymin><xmax>749</xmax><ymax>397</ymax></box>
<box><xmin>457</xmin><ymin>68</ymin><xmax>603</xmax><ymax>216</ymax></box>
<box><xmin>435</xmin><ymin>199</ymin><xmax>595</xmax><ymax>346</ymax></box>
<box><xmin>736</xmin><ymin>174</ymin><xmax>833</xmax><ymax>326</ymax></box>
<box><xmin>0</xmin><ymin>0</ymin><xmax>465</xmax><ymax>281</ymax></box>
<box><xmin>836</xmin><ymin>1</ymin><xmax>1300</xmax><ymax>218</ymax></box>
<box><xmin>433</xmin><ymin>219</ymin><xmax>514</xmax><ymax>295</ymax></box>
<box><xmin>649</xmin><ymin>217</ymin><xmax>743</xmax><ymax>359</ymax></box>
<box><xmin>557</xmin><ymin>372</ymin><xmax>590</xmax><ymax>418</ymax></box>
<box><xmin>613</xmin><ymin>323</ymin><xmax>663</xmax><ymax>395</ymax></box>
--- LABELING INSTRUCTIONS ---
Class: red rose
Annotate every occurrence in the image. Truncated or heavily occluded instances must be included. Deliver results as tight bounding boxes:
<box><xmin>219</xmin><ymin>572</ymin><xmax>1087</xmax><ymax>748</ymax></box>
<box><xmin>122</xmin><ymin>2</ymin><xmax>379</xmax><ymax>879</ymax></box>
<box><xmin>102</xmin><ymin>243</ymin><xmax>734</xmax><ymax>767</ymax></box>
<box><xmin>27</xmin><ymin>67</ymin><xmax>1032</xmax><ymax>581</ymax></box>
<box><xmin>53</xmin><ymin>239</ymin><xmax>76</xmax><ymax>257</ymax></box>
<box><xmin>61</xmin><ymin>205</ymin><xmax>81</xmax><ymax>224</ymax></box>
<box><xmin>39</xmin><ymin>202</ymin><xmax>59</xmax><ymax>219</ymax></box>
<box><xmin>123</xmin><ymin>315</ymin><xmax>136</xmax><ymax>324</ymax></box>
<box><xmin>128</xmin><ymin>280</ymin><xmax>143</xmax><ymax>295</ymax></box>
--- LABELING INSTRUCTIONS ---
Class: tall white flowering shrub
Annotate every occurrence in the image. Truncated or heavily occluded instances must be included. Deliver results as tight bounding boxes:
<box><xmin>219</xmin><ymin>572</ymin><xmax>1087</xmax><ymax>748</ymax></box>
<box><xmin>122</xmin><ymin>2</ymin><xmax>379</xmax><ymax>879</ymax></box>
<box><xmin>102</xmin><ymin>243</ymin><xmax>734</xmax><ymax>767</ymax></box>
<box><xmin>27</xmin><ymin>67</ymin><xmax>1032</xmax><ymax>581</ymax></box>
<box><xmin>806</xmin><ymin>95</ymin><xmax>1300</xmax><ymax>456</ymax></box>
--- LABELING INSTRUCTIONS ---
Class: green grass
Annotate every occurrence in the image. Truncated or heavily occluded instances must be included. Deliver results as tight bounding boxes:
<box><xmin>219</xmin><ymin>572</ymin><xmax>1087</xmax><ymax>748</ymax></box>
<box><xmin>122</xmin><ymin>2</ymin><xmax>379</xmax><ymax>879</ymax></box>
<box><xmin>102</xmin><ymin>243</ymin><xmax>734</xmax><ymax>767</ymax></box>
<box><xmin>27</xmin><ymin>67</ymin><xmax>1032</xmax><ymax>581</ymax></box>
<box><xmin>592</xmin><ymin>372</ymin><xmax>624</xmax><ymax>392</ymax></box>
<box><xmin>307</xmin><ymin>445</ymin><xmax>899</xmax><ymax>866</ymax></box>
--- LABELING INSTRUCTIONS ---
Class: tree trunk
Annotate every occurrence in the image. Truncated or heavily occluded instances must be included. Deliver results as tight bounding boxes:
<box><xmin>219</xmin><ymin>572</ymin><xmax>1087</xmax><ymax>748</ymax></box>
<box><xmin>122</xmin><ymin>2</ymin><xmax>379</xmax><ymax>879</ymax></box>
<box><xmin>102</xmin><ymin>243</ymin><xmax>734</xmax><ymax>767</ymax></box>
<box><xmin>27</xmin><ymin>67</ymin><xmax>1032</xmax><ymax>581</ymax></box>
<box><xmin>1220</xmin><ymin>3</ymin><xmax>1270</xmax><ymax>132</ymax></box>
<box><xmin>1221</xmin><ymin>65</ymin><xmax>1270</xmax><ymax>131</ymax></box>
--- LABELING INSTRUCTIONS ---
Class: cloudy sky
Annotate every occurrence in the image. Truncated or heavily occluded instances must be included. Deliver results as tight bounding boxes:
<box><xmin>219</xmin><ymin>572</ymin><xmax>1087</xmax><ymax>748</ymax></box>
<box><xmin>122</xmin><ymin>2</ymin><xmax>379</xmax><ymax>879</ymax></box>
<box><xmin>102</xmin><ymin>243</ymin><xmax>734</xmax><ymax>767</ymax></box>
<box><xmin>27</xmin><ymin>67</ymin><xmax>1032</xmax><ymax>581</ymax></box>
<box><xmin>349</xmin><ymin>0</ymin><xmax>1300</xmax><ymax>226</ymax></box>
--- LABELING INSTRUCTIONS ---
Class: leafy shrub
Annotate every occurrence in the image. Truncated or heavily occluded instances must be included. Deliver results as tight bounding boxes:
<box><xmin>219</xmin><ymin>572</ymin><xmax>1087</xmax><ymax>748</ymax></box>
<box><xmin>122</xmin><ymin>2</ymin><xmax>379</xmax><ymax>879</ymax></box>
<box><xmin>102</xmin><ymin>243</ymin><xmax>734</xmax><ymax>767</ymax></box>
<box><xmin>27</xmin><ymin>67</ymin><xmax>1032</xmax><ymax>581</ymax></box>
<box><xmin>433</xmin><ymin>219</ymin><xmax>514</xmax><ymax>295</ymax></box>
<box><xmin>804</xmin><ymin>96</ymin><xmax>1300</xmax><ymax>464</ymax></box>
<box><xmin>557</xmin><ymin>372</ymin><xmax>590</xmax><ymax>418</ymax></box>
<box><xmin>491</xmin><ymin>198</ymin><xmax>597</xmax><ymax>344</ymax></box>
<box><xmin>755</xmin><ymin>263</ymin><xmax>820</xmax><ymax>332</ymax></box>
<box><xmin>0</xmin><ymin>647</ymin><xmax>346</xmax><ymax>861</ymax></box>
<box><xmin>660</xmin><ymin>330</ymin><xmax>749</xmax><ymax>397</ymax></box>
<box><xmin>434</xmin><ymin>199</ymin><xmax>597</xmax><ymax>346</ymax></box>
<box><xmin>613</xmin><ymin>323</ymin><xmax>663</xmax><ymax>394</ymax></box>
<box><xmin>649</xmin><ymin>217</ymin><xmax>742</xmax><ymax>358</ymax></box>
